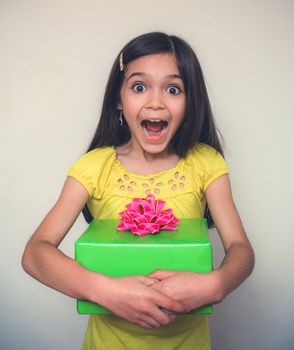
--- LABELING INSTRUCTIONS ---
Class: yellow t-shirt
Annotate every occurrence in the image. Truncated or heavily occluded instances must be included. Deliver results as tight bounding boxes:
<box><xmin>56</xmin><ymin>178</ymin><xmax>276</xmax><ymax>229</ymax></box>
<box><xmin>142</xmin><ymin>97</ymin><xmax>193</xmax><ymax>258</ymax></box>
<box><xmin>68</xmin><ymin>143</ymin><xmax>228</xmax><ymax>350</ymax></box>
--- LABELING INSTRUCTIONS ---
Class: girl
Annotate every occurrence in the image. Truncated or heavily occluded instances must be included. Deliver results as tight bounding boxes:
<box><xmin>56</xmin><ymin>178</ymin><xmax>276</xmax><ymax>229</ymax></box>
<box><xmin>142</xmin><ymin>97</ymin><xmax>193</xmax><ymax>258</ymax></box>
<box><xmin>22</xmin><ymin>32</ymin><xmax>254</xmax><ymax>349</ymax></box>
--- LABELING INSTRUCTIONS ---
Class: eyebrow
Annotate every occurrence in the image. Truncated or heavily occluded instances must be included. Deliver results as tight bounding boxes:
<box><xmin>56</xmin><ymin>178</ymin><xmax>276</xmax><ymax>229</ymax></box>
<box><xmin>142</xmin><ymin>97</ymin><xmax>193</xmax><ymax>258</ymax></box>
<box><xmin>126</xmin><ymin>72</ymin><xmax>183</xmax><ymax>81</ymax></box>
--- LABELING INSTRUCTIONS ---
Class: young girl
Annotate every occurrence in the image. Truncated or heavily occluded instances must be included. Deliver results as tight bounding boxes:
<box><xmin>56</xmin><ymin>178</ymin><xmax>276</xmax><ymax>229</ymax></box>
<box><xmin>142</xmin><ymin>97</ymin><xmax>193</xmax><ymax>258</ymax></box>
<box><xmin>22</xmin><ymin>32</ymin><xmax>254</xmax><ymax>349</ymax></box>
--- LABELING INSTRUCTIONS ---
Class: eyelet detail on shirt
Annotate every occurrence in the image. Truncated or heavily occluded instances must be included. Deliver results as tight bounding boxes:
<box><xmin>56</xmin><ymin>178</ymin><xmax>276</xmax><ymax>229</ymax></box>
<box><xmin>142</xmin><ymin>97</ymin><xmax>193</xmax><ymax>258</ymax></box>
<box><xmin>119</xmin><ymin>177</ymin><xmax>137</xmax><ymax>193</ymax></box>
<box><xmin>114</xmin><ymin>165</ymin><xmax>190</xmax><ymax>197</ymax></box>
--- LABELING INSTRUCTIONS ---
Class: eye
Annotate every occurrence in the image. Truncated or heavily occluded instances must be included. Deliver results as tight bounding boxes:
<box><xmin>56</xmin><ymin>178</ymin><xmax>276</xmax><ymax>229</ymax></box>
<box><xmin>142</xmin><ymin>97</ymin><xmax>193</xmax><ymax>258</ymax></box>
<box><xmin>167</xmin><ymin>85</ymin><xmax>181</xmax><ymax>95</ymax></box>
<box><xmin>132</xmin><ymin>83</ymin><xmax>146</xmax><ymax>93</ymax></box>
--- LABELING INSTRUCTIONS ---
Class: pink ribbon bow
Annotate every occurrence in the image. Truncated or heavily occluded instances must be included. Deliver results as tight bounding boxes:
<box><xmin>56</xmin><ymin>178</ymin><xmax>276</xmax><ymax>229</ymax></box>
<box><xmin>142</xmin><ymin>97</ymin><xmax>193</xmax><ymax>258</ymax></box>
<box><xmin>116</xmin><ymin>194</ymin><xmax>179</xmax><ymax>236</ymax></box>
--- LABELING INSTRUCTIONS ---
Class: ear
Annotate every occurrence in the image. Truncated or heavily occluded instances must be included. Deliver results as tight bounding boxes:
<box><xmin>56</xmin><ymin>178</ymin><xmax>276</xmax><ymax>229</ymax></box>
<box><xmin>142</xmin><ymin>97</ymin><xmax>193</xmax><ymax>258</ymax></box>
<box><xmin>117</xmin><ymin>103</ymin><xmax>122</xmax><ymax>110</ymax></box>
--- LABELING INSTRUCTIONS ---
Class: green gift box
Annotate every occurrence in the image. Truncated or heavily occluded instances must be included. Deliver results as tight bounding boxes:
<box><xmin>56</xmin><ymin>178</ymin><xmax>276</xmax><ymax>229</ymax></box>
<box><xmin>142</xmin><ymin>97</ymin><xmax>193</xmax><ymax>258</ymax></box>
<box><xmin>75</xmin><ymin>218</ymin><xmax>213</xmax><ymax>314</ymax></box>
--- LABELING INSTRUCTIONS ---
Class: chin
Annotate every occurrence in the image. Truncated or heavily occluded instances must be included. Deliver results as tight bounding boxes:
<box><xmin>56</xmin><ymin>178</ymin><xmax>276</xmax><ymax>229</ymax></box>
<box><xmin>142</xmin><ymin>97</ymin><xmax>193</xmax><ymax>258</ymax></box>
<box><xmin>140</xmin><ymin>142</ymin><xmax>170</xmax><ymax>156</ymax></box>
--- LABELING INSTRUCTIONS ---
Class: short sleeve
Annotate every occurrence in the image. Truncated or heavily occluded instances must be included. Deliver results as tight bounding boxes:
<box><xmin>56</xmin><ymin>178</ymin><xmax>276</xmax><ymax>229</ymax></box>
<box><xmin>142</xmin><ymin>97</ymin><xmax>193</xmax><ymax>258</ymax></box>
<box><xmin>67</xmin><ymin>147</ymin><xmax>116</xmax><ymax>198</ymax></box>
<box><xmin>188</xmin><ymin>143</ymin><xmax>229</xmax><ymax>192</ymax></box>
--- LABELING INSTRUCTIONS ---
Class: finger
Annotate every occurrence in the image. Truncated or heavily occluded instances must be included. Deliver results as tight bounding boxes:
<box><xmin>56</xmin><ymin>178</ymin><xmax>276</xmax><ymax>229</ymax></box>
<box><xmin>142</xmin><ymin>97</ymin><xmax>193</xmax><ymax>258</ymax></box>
<box><xmin>156</xmin><ymin>294</ymin><xmax>190</xmax><ymax>314</ymax></box>
<box><xmin>149</xmin><ymin>270</ymin><xmax>177</xmax><ymax>280</ymax></box>
<box><xmin>168</xmin><ymin>314</ymin><xmax>177</xmax><ymax>322</ymax></box>
<box><xmin>149</xmin><ymin>307</ymin><xmax>177</xmax><ymax>326</ymax></box>
<box><xmin>149</xmin><ymin>281</ymin><xmax>162</xmax><ymax>291</ymax></box>
<box><xmin>136</xmin><ymin>320</ymin><xmax>152</xmax><ymax>329</ymax></box>
<box><xmin>144</xmin><ymin>277</ymin><xmax>160</xmax><ymax>287</ymax></box>
<box><xmin>136</xmin><ymin>276</ymin><xmax>159</xmax><ymax>286</ymax></box>
<box><xmin>161</xmin><ymin>308</ymin><xmax>178</xmax><ymax>318</ymax></box>
<box><xmin>139</xmin><ymin>315</ymin><xmax>161</xmax><ymax>328</ymax></box>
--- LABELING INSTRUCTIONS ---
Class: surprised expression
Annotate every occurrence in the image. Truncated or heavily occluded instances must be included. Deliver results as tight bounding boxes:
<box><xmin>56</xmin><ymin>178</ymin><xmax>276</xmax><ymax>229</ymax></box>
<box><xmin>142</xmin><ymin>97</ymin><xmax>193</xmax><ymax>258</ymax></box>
<box><xmin>119</xmin><ymin>53</ymin><xmax>186</xmax><ymax>155</ymax></box>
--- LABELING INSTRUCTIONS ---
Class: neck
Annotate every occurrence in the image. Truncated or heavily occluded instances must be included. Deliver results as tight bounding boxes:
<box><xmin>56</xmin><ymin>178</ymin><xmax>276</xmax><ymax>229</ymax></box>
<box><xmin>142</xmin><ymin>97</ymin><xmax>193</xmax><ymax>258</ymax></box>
<box><xmin>115</xmin><ymin>141</ymin><xmax>180</xmax><ymax>176</ymax></box>
<box><xmin>118</xmin><ymin>140</ymin><xmax>174</xmax><ymax>161</ymax></box>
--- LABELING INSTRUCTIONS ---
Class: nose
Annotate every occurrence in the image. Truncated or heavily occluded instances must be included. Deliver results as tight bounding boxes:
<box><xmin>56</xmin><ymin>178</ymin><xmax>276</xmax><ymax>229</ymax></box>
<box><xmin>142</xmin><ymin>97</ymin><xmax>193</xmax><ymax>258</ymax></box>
<box><xmin>146</xmin><ymin>89</ymin><xmax>165</xmax><ymax>110</ymax></box>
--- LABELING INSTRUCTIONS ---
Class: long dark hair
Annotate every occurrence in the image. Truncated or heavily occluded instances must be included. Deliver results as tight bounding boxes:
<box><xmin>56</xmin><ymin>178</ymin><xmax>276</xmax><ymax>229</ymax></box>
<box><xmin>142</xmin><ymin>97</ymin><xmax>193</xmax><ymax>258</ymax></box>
<box><xmin>83</xmin><ymin>32</ymin><xmax>224</xmax><ymax>227</ymax></box>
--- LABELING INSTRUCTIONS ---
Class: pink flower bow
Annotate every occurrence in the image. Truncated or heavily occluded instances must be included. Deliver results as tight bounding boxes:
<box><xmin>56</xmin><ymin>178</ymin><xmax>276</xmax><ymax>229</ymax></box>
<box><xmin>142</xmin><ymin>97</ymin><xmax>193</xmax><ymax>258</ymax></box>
<box><xmin>116</xmin><ymin>194</ymin><xmax>179</xmax><ymax>236</ymax></box>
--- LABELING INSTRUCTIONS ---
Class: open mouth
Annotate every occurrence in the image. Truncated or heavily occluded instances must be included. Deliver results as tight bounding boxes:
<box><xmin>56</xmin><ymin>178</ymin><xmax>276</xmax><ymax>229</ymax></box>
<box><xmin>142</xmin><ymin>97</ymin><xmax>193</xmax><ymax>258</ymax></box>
<box><xmin>141</xmin><ymin>119</ymin><xmax>168</xmax><ymax>137</ymax></box>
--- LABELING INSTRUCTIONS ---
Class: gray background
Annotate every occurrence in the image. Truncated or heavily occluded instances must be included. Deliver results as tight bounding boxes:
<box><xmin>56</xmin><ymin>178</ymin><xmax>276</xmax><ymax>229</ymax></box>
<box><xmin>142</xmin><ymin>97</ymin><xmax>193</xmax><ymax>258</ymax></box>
<box><xmin>1</xmin><ymin>0</ymin><xmax>293</xmax><ymax>349</ymax></box>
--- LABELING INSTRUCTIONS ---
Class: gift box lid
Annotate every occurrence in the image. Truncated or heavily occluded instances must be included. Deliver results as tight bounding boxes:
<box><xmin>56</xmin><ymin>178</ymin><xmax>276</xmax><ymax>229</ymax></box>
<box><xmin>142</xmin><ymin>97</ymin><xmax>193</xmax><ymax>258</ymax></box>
<box><xmin>76</xmin><ymin>218</ymin><xmax>210</xmax><ymax>246</ymax></box>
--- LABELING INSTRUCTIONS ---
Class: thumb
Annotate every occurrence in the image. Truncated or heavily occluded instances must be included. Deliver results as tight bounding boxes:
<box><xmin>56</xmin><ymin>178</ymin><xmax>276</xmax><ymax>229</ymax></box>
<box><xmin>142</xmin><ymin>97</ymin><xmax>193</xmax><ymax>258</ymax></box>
<box><xmin>148</xmin><ymin>269</ymin><xmax>177</xmax><ymax>280</ymax></box>
<box><xmin>136</xmin><ymin>275</ymin><xmax>159</xmax><ymax>286</ymax></box>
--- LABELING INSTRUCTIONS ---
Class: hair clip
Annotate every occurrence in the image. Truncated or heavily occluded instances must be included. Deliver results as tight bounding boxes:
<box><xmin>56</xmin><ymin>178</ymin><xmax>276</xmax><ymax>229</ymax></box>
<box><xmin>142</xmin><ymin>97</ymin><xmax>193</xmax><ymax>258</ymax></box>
<box><xmin>119</xmin><ymin>52</ymin><xmax>124</xmax><ymax>71</ymax></box>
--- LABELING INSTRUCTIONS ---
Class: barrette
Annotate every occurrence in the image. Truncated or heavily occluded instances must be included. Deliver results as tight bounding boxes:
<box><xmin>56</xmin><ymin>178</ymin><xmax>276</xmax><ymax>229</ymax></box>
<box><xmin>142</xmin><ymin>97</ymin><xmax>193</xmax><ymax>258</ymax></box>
<box><xmin>119</xmin><ymin>52</ymin><xmax>124</xmax><ymax>71</ymax></box>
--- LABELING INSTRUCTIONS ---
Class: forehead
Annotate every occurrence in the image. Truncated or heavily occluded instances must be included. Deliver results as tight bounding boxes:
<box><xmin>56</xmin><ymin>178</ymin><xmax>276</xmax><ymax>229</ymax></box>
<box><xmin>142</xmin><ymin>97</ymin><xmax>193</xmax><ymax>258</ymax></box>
<box><xmin>125</xmin><ymin>53</ymin><xmax>180</xmax><ymax>78</ymax></box>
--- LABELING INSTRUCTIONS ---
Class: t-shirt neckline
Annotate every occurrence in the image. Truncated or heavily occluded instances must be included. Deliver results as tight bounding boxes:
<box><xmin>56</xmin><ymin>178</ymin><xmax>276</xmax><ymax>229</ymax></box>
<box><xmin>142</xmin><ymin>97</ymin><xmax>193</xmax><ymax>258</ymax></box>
<box><xmin>112</xmin><ymin>146</ymin><xmax>185</xmax><ymax>179</ymax></box>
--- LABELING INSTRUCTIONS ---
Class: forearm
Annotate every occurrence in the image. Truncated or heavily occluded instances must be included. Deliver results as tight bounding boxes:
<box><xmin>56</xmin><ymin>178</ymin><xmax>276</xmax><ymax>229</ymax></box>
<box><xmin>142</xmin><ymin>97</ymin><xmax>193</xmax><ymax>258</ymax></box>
<box><xmin>215</xmin><ymin>241</ymin><xmax>255</xmax><ymax>301</ymax></box>
<box><xmin>22</xmin><ymin>240</ymin><xmax>108</xmax><ymax>303</ymax></box>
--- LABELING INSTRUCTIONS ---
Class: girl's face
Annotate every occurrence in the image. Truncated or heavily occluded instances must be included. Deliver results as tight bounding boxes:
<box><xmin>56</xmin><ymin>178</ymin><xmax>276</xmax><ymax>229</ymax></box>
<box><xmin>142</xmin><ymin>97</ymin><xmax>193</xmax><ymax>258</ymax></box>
<box><xmin>119</xmin><ymin>53</ymin><xmax>186</xmax><ymax>156</ymax></box>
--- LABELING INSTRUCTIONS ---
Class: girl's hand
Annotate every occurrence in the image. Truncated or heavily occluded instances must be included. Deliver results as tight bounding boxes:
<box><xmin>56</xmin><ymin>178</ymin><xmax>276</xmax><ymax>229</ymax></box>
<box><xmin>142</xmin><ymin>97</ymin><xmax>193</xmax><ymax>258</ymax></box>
<box><xmin>95</xmin><ymin>275</ymin><xmax>189</xmax><ymax>329</ymax></box>
<box><xmin>148</xmin><ymin>270</ymin><xmax>222</xmax><ymax>312</ymax></box>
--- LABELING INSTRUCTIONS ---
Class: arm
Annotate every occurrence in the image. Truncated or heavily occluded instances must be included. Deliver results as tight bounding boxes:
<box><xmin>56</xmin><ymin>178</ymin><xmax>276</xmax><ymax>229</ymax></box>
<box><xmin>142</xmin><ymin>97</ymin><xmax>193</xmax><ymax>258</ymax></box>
<box><xmin>22</xmin><ymin>177</ymin><xmax>187</xmax><ymax>328</ymax></box>
<box><xmin>204</xmin><ymin>174</ymin><xmax>255</xmax><ymax>300</ymax></box>
<box><xmin>22</xmin><ymin>176</ymin><xmax>95</xmax><ymax>300</ymax></box>
<box><xmin>150</xmin><ymin>175</ymin><xmax>255</xmax><ymax>310</ymax></box>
